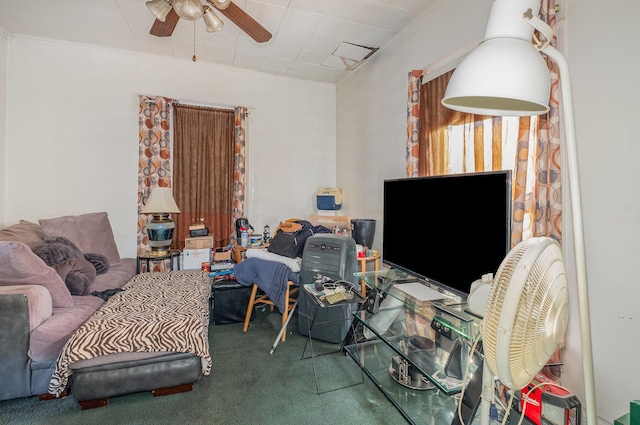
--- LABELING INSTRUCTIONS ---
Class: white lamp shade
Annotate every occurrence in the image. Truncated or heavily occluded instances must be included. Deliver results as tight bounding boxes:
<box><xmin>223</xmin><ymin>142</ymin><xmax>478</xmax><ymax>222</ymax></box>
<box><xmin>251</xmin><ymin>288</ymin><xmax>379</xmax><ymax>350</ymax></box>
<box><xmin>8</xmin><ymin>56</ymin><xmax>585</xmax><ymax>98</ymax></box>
<box><xmin>441</xmin><ymin>37</ymin><xmax>550</xmax><ymax>116</ymax></box>
<box><xmin>173</xmin><ymin>0</ymin><xmax>204</xmax><ymax>21</ymax></box>
<box><xmin>141</xmin><ymin>187</ymin><xmax>180</xmax><ymax>214</ymax></box>
<box><xmin>203</xmin><ymin>6</ymin><xmax>224</xmax><ymax>33</ymax></box>
<box><xmin>146</xmin><ymin>0</ymin><xmax>172</xmax><ymax>22</ymax></box>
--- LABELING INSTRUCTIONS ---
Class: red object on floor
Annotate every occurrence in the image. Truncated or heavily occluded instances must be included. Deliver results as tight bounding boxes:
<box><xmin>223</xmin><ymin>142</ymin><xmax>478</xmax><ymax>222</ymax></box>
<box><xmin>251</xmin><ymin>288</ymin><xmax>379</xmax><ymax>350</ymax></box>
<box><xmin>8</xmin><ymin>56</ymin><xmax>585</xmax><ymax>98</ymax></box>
<box><xmin>521</xmin><ymin>373</ymin><xmax>570</xmax><ymax>425</ymax></box>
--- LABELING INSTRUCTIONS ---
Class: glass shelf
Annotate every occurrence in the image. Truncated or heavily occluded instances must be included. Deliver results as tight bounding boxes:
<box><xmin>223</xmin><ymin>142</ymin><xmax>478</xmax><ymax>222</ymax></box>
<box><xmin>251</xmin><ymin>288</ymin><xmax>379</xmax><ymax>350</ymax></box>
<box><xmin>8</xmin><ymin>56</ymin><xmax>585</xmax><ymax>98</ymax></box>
<box><xmin>344</xmin><ymin>340</ymin><xmax>459</xmax><ymax>425</ymax></box>
<box><xmin>355</xmin><ymin>269</ymin><xmax>482</xmax><ymax>342</ymax></box>
<box><xmin>346</xmin><ymin>268</ymin><xmax>484</xmax><ymax>424</ymax></box>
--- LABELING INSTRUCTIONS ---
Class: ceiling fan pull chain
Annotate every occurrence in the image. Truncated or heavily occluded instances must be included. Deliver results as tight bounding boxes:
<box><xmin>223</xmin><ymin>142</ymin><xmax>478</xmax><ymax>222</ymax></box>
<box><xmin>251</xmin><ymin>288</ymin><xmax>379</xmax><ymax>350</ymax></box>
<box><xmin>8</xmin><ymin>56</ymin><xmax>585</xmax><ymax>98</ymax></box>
<box><xmin>193</xmin><ymin>20</ymin><xmax>197</xmax><ymax>61</ymax></box>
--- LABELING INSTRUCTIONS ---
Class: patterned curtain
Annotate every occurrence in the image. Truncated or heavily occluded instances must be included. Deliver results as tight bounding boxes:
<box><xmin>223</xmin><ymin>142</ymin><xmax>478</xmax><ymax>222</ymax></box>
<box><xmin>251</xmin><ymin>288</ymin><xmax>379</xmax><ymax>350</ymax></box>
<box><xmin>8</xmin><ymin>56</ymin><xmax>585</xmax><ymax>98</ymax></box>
<box><xmin>137</xmin><ymin>95</ymin><xmax>174</xmax><ymax>255</ymax></box>
<box><xmin>511</xmin><ymin>0</ymin><xmax>562</xmax><ymax>245</ymax></box>
<box><xmin>408</xmin><ymin>4</ymin><xmax>562</xmax><ymax>247</ymax></box>
<box><xmin>406</xmin><ymin>70</ymin><xmax>423</xmax><ymax>177</ymax></box>
<box><xmin>232</xmin><ymin>106</ymin><xmax>247</xmax><ymax>244</ymax></box>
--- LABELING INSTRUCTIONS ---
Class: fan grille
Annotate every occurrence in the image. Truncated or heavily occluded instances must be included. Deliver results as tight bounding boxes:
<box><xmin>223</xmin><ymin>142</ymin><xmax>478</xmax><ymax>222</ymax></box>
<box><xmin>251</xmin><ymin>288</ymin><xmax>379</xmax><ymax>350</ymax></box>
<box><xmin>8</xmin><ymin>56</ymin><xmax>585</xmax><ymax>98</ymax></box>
<box><xmin>482</xmin><ymin>237</ymin><xmax>568</xmax><ymax>389</ymax></box>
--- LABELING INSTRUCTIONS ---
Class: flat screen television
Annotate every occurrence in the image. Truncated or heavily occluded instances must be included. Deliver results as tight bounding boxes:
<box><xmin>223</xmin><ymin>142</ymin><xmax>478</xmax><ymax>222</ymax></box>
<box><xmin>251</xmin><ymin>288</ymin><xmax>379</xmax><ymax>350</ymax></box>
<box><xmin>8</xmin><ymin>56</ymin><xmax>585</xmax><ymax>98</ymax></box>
<box><xmin>382</xmin><ymin>170</ymin><xmax>512</xmax><ymax>299</ymax></box>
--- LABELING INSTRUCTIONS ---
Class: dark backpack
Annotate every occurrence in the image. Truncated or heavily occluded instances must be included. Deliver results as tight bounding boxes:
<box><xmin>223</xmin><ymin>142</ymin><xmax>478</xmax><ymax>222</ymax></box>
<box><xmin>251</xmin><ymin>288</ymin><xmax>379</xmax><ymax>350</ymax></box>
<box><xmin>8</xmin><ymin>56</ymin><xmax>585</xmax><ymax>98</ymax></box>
<box><xmin>267</xmin><ymin>220</ymin><xmax>315</xmax><ymax>258</ymax></box>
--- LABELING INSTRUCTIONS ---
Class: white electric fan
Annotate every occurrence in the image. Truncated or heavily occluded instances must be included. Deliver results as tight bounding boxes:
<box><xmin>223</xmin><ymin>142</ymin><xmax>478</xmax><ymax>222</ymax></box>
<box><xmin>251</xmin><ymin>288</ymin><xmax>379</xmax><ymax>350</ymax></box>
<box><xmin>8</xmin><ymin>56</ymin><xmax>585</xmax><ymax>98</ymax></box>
<box><xmin>480</xmin><ymin>237</ymin><xmax>569</xmax><ymax>423</ymax></box>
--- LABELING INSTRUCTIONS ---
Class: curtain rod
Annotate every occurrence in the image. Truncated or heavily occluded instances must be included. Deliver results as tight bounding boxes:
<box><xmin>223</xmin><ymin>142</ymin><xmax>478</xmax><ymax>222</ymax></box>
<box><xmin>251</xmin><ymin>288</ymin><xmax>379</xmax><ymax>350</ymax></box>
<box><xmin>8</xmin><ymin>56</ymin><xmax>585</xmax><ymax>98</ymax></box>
<box><xmin>139</xmin><ymin>94</ymin><xmax>254</xmax><ymax>112</ymax></box>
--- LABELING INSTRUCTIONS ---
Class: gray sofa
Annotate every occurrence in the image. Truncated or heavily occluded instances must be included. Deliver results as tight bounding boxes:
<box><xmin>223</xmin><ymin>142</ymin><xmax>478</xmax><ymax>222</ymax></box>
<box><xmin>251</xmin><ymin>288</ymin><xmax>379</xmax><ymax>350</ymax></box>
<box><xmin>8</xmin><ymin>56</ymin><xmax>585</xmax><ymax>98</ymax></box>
<box><xmin>0</xmin><ymin>212</ymin><xmax>207</xmax><ymax>408</ymax></box>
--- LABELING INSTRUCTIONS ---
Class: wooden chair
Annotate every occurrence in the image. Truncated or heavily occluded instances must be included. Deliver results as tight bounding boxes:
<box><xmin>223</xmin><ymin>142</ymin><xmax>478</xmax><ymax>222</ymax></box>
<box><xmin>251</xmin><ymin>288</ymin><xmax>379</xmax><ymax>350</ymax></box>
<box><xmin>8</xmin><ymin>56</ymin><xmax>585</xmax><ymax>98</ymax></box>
<box><xmin>242</xmin><ymin>219</ymin><xmax>300</xmax><ymax>342</ymax></box>
<box><xmin>242</xmin><ymin>280</ymin><xmax>298</xmax><ymax>342</ymax></box>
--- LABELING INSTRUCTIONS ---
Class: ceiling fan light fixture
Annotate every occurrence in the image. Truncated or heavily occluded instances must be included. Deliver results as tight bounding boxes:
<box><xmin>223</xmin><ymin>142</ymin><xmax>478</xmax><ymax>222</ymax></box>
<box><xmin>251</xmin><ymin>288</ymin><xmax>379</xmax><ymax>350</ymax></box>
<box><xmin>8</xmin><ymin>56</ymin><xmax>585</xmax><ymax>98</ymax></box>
<box><xmin>207</xmin><ymin>0</ymin><xmax>231</xmax><ymax>10</ymax></box>
<box><xmin>203</xmin><ymin>6</ymin><xmax>224</xmax><ymax>33</ymax></box>
<box><xmin>146</xmin><ymin>0</ymin><xmax>173</xmax><ymax>22</ymax></box>
<box><xmin>173</xmin><ymin>0</ymin><xmax>204</xmax><ymax>21</ymax></box>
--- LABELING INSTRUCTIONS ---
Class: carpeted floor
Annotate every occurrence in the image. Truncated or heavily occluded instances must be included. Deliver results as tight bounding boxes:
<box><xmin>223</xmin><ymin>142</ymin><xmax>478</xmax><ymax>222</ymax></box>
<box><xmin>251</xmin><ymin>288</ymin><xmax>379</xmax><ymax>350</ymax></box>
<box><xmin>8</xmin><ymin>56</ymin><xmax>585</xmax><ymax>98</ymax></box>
<box><xmin>0</xmin><ymin>308</ymin><xmax>408</xmax><ymax>425</ymax></box>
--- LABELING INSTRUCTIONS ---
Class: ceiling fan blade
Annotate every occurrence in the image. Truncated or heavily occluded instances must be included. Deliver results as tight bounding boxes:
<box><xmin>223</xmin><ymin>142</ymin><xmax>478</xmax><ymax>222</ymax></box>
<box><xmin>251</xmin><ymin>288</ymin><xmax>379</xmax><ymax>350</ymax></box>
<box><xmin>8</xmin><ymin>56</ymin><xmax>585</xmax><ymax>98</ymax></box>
<box><xmin>214</xmin><ymin>1</ymin><xmax>272</xmax><ymax>43</ymax></box>
<box><xmin>150</xmin><ymin>8</ymin><xmax>180</xmax><ymax>37</ymax></box>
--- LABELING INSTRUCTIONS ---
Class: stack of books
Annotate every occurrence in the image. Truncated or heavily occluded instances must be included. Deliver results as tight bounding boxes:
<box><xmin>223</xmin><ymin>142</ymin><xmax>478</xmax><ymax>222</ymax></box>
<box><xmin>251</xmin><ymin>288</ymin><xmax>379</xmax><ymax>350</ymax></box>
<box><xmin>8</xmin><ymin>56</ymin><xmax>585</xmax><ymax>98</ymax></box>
<box><xmin>210</xmin><ymin>261</ymin><xmax>234</xmax><ymax>271</ymax></box>
<box><xmin>209</xmin><ymin>268</ymin><xmax>235</xmax><ymax>281</ymax></box>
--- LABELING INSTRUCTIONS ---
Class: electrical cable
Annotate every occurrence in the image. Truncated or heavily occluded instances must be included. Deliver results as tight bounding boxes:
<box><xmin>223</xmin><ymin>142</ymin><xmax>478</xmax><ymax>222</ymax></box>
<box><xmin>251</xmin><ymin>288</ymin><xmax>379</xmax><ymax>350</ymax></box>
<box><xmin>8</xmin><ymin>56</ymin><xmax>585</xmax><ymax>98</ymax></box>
<box><xmin>457</xmin><ymin>333</ymin><xmax>483</xmax><ymax>425</ymax></box>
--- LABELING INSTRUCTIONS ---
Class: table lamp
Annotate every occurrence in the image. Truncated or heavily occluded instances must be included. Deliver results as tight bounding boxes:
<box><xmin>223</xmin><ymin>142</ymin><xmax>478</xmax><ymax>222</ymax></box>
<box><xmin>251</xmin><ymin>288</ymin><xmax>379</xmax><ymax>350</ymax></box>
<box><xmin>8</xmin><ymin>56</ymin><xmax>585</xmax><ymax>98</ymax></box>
<box><xmin>141</xmin><ymin>187</ymin><xmax>180</xmax><ymax>256</ymax></box>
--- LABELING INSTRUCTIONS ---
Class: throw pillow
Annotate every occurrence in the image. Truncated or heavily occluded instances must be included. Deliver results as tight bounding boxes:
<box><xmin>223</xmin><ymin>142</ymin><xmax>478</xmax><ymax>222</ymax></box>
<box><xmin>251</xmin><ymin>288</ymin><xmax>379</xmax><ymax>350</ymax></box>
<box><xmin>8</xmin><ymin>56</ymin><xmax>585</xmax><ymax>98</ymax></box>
<box><xmin>31</xmin><ymin>237</ymin><xmax>98</xmax><ymax>295</ymax></box>
<box><xmin>51</xmin><ymin>258</ymin><xmax>97</xmax><ymax>296</ymax></box>
<box><xmin>39</xmin><ymin>212</ymin><xmax>121</xmax><ymax>266</ymax></box>
<box><xmin>0</xmin><ymin>220</ymin><xmax>46</xmax><ymax>248</ymax></box>
<box><xmin>31</xmin><ymin>236</ymin><xmax>84</xmax><ymax>264</ymax></box>
<box><xmin>84</xmin><ymin>253</ymin><xmax>110</xmax><ymax>275</ymax></box>
<box><xmin>0</xmin><ymin>242</ymin><xmax>73</xmax><ymax>308</ymax></box>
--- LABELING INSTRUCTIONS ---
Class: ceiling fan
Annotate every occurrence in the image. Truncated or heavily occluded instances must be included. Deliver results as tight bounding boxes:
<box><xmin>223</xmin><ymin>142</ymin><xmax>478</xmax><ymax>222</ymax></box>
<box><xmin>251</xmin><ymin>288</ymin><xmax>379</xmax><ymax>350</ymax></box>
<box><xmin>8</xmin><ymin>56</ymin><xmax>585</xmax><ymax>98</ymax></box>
<box><xmin>146</xmin><ymin>0</ymin><xmax>272</xmax><ymax>43</ymax></box>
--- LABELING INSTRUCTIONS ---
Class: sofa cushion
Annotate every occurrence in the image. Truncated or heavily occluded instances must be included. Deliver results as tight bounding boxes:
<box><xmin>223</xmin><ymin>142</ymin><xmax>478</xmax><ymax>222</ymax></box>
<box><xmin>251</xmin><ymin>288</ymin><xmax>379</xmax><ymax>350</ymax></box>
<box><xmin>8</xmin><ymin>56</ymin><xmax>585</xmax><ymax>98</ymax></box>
<box><xmin>0</xmin><ymin>220</ymin><xmax>46</xmax><ymax>248</ymax></box>
<box><xmin>0</xmin><ymin>285</ymin><xmax>52</xmax><ymax>331</ymax></box>
<box><xmin>28</xmin><ymin>295</ymin><xmax>105</xmax><ymax>362</ymax></box>
<box><xmin>0</xmin><ymin>242</ymin><xmax>73</xmax><ymax>308</ymax></box>
<box><xmin>89</xmin><ymin>258</ymin><xmax>137</xmax><ymax>294</ymax></box>
<box><xmin>39</xmin><ymin>212</ymin><xmax>121</xmax><ymax>266</ymax></box>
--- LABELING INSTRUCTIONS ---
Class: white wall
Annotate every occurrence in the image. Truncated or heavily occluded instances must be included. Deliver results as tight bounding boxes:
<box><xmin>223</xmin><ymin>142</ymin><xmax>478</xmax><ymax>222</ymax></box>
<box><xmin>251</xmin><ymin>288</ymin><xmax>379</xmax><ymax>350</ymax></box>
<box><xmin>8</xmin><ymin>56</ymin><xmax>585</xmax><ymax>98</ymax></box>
<box><xmin>564</xmin><ymin>0</ymin><xmax>640</xmax><ymax>423</ymax></box>
<box><xmin>4</xmin><ymin>36</ymin><xmax>335</xmax><ymax>258</ymax></box>
<box><xmin>0</xmin><ymin>30</ymin><xmax>7</xmax><ymax>226</ymax></box>
<box><xmin>336</xmin><ymin>0</ymin><xmax>639</xmax><ymax>423</ymax></box>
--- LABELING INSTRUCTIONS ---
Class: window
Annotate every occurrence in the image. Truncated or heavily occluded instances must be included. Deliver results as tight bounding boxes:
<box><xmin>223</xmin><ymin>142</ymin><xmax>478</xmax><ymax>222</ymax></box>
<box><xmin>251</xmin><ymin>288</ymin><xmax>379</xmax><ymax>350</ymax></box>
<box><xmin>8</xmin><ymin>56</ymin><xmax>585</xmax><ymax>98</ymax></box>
<box><xmin>412</xmin><ymin>69</ymin><xmax>552</xmax><ymax>245</ymax></box>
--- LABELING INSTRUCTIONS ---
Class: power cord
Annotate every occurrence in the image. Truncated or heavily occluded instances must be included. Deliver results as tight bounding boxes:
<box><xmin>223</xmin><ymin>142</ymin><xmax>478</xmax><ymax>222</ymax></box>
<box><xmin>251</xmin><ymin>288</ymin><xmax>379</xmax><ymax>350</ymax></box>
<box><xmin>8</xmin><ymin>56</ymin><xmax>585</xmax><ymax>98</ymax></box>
<box><xmin>322</xmin><ymin>280</ymin><xmax>355</xmax><ymax>301</ymax></box>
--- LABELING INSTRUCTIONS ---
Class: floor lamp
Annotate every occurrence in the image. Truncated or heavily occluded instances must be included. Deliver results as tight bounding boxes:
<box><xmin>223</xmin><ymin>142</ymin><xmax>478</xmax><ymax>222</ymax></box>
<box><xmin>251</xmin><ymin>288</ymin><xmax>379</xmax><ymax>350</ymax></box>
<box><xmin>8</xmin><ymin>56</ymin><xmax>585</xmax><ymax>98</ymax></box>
<box><xmin>441</xmin><ymin>0</ymin><xmax>596</xmax><ymax>424</ymax></box>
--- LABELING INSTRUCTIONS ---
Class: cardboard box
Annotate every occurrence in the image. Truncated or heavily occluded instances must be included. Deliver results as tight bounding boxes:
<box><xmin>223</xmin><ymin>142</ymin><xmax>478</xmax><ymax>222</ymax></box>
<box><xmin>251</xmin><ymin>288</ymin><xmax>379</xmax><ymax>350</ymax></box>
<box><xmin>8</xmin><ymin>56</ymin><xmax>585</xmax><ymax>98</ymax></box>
<box><xmin>185</xmin><ymin>235</ymin><xmax>214</xmax><ymax>249</ymax></box>
<box><xmin>183</xmin><ymin>248</ymin><xmax>212</xmax><ymax>270</ymax></box>
<box><xmin>213</xmin><ymin>250</ymin><xmax>232</xmax><ymax>262</ymax></box>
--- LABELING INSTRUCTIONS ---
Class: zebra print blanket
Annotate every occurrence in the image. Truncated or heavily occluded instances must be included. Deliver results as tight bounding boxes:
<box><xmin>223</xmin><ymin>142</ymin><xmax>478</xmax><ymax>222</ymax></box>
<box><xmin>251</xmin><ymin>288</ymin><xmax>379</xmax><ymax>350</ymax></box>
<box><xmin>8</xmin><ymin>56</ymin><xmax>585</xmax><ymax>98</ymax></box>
<box><xmin>48</xmin><ymin>271</ymin><xmax>212</xmax><ymax>396</ymax></box>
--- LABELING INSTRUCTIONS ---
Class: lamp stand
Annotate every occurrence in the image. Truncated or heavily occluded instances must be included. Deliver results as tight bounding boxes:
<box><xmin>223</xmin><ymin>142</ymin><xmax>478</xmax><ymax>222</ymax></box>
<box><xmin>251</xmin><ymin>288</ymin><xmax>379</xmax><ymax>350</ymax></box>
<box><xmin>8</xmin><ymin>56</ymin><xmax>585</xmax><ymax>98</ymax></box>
<box><xmin>541</xmin><ymin>44</ymin><xmax>597</xmax><ymax>425</ymax></box>
<box><xmin>146</xmin><ymin>213</ymin><xmax>176</xmax><ymax>256</ymax></box>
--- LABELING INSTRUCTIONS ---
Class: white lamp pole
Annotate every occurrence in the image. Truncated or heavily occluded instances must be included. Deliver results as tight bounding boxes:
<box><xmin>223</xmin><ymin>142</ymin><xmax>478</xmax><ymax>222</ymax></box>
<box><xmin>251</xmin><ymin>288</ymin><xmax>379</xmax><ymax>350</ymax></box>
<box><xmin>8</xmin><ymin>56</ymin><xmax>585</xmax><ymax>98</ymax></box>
<box><xmin>441</xmin><ymin>1</ymin><xmax>597</xmax><ymax>423</ymax></box>
<box><xmin>540</xmin><ymin>42</ymin><xmax>597</xmax><ymax>425</ymax></box>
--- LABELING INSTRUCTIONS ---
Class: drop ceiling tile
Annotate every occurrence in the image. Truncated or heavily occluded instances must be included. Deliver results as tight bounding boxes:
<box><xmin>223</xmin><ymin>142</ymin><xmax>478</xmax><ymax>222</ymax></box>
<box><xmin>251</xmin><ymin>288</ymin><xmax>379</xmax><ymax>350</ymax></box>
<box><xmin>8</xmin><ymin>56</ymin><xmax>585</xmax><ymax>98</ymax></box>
<box><xmin>261</xmin><ymin>56</ymin><xmax>293</xmax><ymax>72</ymax></box>
<box><xmin>333</xmin><ymin>42</ymin><xmax>374</xmax><ymax>62</ymax></box>
<box><xmin>296</xmin><ymin>49</ymin><xmax>330</xmax><ymax>66</ymax></box>
<box><xmin>322</xmin><ymin>55</ymin><xmax>353</xmax><ymax>70</ymax></box>
<box><xmin>233</xmin><ymin>50</ymin><xmax>266</xmax><ymax>69</ymax></box>
<box><xmin>267</xmin><ymin>44</ymin><xmax>301</xmax><ymax>61</ymax></box>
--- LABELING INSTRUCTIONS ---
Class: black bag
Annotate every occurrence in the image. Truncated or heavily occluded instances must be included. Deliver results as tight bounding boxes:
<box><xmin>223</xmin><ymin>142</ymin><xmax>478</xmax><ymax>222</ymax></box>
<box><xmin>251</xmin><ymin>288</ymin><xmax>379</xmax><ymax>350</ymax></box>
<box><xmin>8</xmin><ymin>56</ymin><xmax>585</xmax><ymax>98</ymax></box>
<box><xmin>267</xmin><ymin>220</ymin><xmax>314</xmax><ymax>258</ymax></box>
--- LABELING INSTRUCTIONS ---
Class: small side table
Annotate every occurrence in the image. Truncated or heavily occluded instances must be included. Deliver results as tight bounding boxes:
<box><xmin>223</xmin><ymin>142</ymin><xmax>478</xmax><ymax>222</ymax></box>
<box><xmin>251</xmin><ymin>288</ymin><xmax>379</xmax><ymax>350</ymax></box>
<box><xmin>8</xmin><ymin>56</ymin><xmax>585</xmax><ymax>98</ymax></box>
<box><xmin>358</xmin><ymin>253</ymin><xmax>381</xmax><ymax>295</ymax></box>
<box><xmin>233</xmin><ymin>243</ymin><xmax>268</xmax><ymax>263</ymax></box>
<box><xmin>137</xmin><ymin>249</ymin><xmax>181</xmax><ymax>273</ymax></box>
<box><xmin>299</xmin><ymin>285</ymin><xmax>366</xmax><ymax>394</ymax></box>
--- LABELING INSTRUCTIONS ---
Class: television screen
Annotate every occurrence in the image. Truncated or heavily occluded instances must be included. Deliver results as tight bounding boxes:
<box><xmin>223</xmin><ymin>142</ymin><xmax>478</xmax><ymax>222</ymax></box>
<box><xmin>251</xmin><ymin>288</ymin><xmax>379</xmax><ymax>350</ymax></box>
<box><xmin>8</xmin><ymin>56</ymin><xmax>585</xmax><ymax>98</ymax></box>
<box><xmin>382</xmin><ymin>170</ymin><xmax>512</xmax><ymax>298</ymax></box>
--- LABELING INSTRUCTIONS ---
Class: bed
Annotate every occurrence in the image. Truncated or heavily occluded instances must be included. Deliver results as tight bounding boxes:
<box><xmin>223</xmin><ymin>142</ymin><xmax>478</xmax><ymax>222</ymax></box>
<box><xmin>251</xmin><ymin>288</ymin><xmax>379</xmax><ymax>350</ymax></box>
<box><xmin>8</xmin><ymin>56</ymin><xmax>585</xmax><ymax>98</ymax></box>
<box><xmin>48</xmin><ymin>271</ymin><xmax>212</xmax><ymax>408</ymax></box>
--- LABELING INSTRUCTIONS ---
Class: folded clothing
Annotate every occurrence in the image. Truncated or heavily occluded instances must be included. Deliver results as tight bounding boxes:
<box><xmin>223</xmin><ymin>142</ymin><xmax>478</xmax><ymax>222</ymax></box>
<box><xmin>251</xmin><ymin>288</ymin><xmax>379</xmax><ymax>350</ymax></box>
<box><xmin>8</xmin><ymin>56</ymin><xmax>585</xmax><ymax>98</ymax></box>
<box><xmin>245</xmin><ymin>248</ymin><xmax>301</xmax><ymax>272</ymax></box>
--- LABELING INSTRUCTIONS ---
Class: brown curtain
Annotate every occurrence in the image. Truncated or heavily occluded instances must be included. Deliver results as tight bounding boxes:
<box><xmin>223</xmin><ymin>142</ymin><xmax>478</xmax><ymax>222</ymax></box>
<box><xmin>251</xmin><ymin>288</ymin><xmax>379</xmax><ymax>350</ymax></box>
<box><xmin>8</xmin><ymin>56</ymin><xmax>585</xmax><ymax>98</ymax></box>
<box><xmin>172</xmin><ymin>104</ymin><xmax>235</xmax><ymax>250</ymax></box>
<box><xmin>418</xmin><ymin>70</ymin><xmax>504</xmax><ymax>177</ymax></box>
